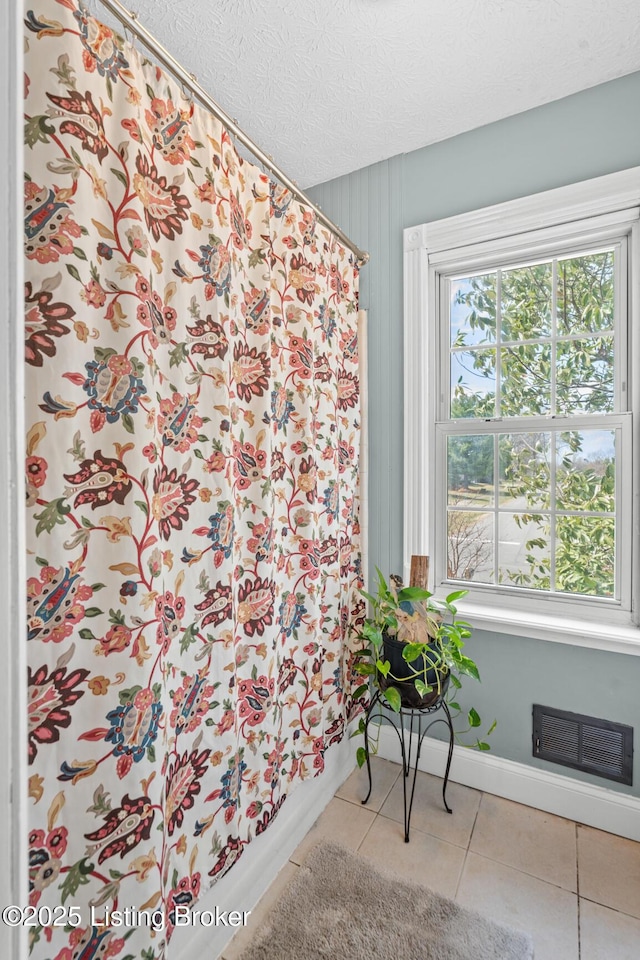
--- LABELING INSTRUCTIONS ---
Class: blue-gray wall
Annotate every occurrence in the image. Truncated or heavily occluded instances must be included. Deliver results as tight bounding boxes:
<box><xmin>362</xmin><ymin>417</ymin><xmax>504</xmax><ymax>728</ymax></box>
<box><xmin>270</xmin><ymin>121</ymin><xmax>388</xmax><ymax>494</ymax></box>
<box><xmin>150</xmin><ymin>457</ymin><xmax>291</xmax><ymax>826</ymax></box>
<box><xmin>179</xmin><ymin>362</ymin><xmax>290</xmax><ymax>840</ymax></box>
<box><xmin>308</xmin><ymin>72</ymin><xmax>640</xmax><ymax>795</ymax></box>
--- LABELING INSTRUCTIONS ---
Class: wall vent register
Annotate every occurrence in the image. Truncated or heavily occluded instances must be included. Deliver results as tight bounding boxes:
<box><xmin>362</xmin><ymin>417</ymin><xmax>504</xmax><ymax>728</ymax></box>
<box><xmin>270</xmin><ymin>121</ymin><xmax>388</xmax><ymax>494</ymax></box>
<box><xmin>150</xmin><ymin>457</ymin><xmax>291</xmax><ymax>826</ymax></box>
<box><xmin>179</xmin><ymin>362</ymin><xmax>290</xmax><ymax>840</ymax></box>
<box><xmin>532</xmin><ymin>704</ymin><xmax>633</xmax><ymax>785</ymax></box>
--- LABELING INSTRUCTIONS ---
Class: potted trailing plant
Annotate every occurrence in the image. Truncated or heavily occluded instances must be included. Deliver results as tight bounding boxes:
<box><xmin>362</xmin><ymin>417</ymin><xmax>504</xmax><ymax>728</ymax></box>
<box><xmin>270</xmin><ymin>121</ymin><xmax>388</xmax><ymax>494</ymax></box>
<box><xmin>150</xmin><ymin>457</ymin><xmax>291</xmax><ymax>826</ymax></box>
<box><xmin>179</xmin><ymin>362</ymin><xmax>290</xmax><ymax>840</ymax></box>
<box><xmin>352</xmin><ymin>568</ymin><xmax>494</xmax><ymax>767</ymax></box>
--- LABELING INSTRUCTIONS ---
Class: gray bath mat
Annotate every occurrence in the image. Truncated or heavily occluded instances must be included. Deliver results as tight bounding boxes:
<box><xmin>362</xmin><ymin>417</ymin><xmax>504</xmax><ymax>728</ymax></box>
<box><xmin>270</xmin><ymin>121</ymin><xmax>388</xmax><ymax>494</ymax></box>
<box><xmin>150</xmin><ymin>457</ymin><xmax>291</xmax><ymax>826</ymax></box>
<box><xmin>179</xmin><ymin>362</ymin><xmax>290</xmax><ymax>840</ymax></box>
<box><xmin>238</xmin><ymin>841</ymin><xmax>534</xmax><ymax>959</ymax></box>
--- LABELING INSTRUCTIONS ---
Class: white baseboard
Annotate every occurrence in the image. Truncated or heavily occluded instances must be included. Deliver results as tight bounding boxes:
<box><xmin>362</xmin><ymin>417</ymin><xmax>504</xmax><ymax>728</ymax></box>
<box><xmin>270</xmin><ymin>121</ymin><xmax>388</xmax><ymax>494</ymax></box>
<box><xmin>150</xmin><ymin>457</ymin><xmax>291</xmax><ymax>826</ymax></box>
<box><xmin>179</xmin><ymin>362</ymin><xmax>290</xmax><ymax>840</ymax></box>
<box><xmin>172</xmin><ymin>732</ymin><xmax>357</xmax><ymax>960</ymax></box>
<box><xmin>375</xmin><ymin>723</ymin><xmax>640</xmax><ymax>842</ymax></box>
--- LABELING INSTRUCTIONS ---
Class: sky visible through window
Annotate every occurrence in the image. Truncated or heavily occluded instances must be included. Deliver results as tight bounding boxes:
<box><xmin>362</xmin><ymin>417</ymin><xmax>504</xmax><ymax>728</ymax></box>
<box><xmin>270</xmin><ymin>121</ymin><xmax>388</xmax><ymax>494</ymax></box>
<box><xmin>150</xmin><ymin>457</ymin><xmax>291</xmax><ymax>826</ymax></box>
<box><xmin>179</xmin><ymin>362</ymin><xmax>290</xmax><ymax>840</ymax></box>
<box><xmin>444</xmin><ymin>249</ymin><xmax>618</xmax><ymax>599</ymax></box>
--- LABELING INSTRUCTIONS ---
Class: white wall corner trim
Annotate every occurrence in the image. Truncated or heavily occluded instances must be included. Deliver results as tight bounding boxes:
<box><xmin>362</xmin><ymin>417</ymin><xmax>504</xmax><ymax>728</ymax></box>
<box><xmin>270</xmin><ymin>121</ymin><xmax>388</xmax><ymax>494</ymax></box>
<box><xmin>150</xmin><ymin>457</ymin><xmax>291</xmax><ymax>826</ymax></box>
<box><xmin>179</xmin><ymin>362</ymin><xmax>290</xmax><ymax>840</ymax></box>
<box><xmin>3</xmin><ymin>3</ymin><xmax>27</xmax><ymax>959</ymax></box>
<box><xmin>375</xmin><ymin>724</ymin><xmax>640</xmax><ymax>842</ymax></box>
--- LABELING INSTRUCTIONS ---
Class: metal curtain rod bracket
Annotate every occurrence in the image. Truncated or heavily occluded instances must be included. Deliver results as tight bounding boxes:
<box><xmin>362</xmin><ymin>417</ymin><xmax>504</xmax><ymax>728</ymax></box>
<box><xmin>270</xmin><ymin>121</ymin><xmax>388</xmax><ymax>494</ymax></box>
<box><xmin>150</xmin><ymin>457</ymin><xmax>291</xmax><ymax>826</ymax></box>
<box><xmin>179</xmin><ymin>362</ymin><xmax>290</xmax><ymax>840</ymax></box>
<box><xmin>95</xmin><ymin>0</ymin><xmax>369</xmax><ymax>267</ymax></box>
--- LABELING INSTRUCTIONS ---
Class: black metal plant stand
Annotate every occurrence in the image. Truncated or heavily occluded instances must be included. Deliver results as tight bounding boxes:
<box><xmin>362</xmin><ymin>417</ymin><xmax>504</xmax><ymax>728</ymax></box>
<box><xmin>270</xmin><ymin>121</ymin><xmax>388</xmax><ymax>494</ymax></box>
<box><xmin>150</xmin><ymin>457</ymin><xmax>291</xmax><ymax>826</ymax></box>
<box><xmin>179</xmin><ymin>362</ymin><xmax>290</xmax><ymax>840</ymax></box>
<box><xmin>361</xmin><ymin>687</ymin><xmax>455</xmax><ymax>842</ymax></box>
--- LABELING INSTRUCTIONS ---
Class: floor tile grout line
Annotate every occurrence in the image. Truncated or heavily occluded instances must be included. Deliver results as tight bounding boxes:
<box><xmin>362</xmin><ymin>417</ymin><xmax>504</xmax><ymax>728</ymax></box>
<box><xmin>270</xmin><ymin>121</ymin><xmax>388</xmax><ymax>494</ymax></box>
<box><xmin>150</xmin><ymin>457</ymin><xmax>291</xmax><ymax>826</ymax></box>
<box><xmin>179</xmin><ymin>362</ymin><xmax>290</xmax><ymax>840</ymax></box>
<box><xmin>356</xmin><ymin>808</ymin><xmax>380</xmax><ymax>852</ymax></box>
<box><xmin>578</xmin><ymin>894</ymin><xmax>640</xmax><ymax>922</ymax></box>
<box><xmin>458</xmin><ymin>846</ymin><xmax>580</xmax><ymax>894</ymax></box>
<box><xmin>369</xmin><ymin>764</ymin><xmax>402</xmax><ymax>813</ymax></box>
<box><xmin>454</xmin><ymin>791</ymin><xmax>481</xmax><ymax>902</ymax></box>
<box><xmin>468</xmin><ymin>791</ymin><xmax>580</xmax><ymax>893</ymax></box>
<box><xmin>378</xmin><ymin>762</ymin><xmax>406</xmax><ymax>815</ymax></box>
<box><xmin>453</xmin><ymin>845</ymin><xmax>469</xmax><ymax>900</ymax></box>
<box><xmin>336</xmin><ymin>759</ymin><xmax>402</xmax><ymax>813</ymax></box>
<box><xmin>374</xmin><ymin>808</ymin><xmax>474</xmax><ymax>851</ymax></box>
<box><xmin>467</xmin><ymin>789</ymin><xmax>483</xmax><ymax>851</ymax></box>
<box><xmin>452</xmin><ymin>789</ymin><xmax>484</xmax><ymax>900</ymax></box>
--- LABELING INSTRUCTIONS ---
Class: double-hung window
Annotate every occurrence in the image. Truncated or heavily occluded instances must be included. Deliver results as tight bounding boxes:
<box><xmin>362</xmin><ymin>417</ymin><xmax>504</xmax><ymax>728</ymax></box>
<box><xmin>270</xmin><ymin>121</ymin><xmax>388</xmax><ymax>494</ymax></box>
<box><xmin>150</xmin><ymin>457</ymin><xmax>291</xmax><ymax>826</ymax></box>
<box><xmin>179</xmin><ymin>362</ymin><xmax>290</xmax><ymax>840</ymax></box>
<box><xmin>404</xmin><ymin>169</ymin><xmax>640</xmax><ymax>649</ymax></box>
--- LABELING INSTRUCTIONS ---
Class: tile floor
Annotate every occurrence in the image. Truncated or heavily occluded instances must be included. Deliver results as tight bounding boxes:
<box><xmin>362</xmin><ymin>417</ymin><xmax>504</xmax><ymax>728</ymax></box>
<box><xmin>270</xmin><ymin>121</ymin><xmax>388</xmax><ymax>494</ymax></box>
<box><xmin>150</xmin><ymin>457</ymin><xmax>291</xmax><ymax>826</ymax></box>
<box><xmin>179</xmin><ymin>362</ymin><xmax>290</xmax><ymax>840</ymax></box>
<box><xmin>223</xmin><ymin>758</ymin><xmax>640</xmax><ymax>959</ymax></box>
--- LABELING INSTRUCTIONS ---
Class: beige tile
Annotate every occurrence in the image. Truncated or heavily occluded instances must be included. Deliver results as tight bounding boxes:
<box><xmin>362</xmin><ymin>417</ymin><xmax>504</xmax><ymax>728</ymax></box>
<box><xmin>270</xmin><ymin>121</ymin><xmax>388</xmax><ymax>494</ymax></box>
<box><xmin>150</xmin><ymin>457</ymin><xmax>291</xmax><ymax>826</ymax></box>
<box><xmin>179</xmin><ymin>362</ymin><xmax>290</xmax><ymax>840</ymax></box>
<box><xmin>469</xmin><ymin>793</ymin><xmax>577</xmax><ymax>891</ymax></box>
<box><xmin>335</xmin><ymin>756</ymin><xmax>401</xmax><ymax>812</ymax></box>
<box><xmin>580</xmin><ymin>898</ymin><xmax>640</xmax><ymax>960</ymax></box>
<box><xmin>289</xmin><ymin>796</ymin><xmax>376</xmax><ymax>865</ymax></box>
<box><xmin>380</xmin><ymin>769</ymin><xmax>481</xmax><ymax>848</ymax></box>
<box><xmin>577</xmin><ymin>824</ymin><xmax>640</xmax><ymax>919</ymax></box>
<box><xmin>457</xmin><ymin>852</ymin><xmax>579</xmax><ymax>960</ymax></box>
<box><xmin>358</xmin><ymin>813</ymin><xmax>466</xmax><ymax>899</ymax></box>
<box><xmin>222</xmin><ymin>861</ymin><xmax>298</xmax><ymax>960</ymax></box>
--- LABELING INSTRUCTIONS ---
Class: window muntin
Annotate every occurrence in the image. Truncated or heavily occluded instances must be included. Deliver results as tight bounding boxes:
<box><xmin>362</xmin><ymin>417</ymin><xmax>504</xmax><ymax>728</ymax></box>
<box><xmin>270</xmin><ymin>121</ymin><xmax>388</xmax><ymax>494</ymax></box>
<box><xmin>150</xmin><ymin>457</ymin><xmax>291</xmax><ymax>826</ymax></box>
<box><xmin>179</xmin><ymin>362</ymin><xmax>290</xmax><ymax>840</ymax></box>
<box><xmin>448</xmin><ymin>248</ymin><xmax>616</xmax><ymax>421</ymax></box>
<box><xmin>438</xmin><ymin>241</ymin><xmax>628</xmax><ymax>606</ymax></box>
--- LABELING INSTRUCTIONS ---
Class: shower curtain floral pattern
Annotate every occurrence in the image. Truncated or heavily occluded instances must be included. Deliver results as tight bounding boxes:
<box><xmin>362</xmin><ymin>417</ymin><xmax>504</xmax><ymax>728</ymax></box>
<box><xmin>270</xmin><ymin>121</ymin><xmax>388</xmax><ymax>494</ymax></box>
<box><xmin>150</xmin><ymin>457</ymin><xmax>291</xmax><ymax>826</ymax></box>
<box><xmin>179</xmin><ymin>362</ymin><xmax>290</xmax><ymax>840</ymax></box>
<box><xmin>24</xmin><ymin>2</ymin><xmax>363</xmax><ymax>956</ymax></box>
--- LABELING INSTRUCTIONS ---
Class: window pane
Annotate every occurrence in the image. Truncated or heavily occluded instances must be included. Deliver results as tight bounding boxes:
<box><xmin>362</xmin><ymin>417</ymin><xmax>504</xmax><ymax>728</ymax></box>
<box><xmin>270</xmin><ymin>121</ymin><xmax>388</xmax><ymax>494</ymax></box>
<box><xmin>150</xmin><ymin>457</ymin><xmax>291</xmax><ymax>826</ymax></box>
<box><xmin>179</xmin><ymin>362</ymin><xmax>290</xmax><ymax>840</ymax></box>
<box><xmin>556</xmin><ymin>430</ymin><xmax>615</xmax><ymax>513</ymax></box>
<box><xmin>498</xmin><ymin>513</ymin><xmax>550</xmax><ymax>590</ymax></box>
<box><xmin>447</xmin><ymin>435</ymin><xmax>494</xmax><ymax>506</ymax></box>
<box><xmin>499</xmin><ymin>433</ymin><xmax>550</xmax><ymax>508</ymax></box>
<box><xmin>501</xmin><ymin>262</ymin><xmax>552</xmax><ymax>341</ymax></box>
<box><xmin>557</xmin><ymin>251</ymin><xmax>614</xmax><ymax>336</ymax></box>
<box><xmin>451</xmin><ymin>349</ymin><xmax>496</xmax><ymax>418</ymax></box>
<box><xmin>450</xmin><ymin>274</ymin><xmax>496</xmax><ymax>347</ymax></box>
<box><xmin>441</xmin><ymin>241</ymin><xmax>622</xmax><ymax>605</ymax></box>
<box><xmin>500</xmin><ymin>343</ymin><xmax>551</xmax><ymax>416</ymax></box>
<box><xmin>556</xmin><ymin>335</ymin><xmax>614</xmax><ymax>415</ymax></box>
<box><xmin>555</xmin><ymin>516</ymin><xmax>615</xmax><ymax>597</ymax></box>
<box><xmin>447</xmin><ymin>510</ymin><xmax>494</xmax><ymax>583</ymax></box>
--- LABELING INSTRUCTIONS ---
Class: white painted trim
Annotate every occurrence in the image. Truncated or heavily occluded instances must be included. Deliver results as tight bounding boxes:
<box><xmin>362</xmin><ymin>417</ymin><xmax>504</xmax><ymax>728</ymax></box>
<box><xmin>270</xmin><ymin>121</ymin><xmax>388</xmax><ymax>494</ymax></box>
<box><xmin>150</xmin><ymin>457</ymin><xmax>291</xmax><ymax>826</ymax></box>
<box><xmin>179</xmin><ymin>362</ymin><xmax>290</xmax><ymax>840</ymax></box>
<box><xmin>406</xmin><ymin>167</ymin><xmax>640</xmax><ymax>254</ymax></box>
<box><xmin>358</xmin><ymin>310</ymin><xmax>369</xmax><ymax>591</ymax></box>
<box><xmin>454</xmin><ymin>599</ymin><xmax>640</xmax><ymax>655</ymax></box>
<box><xmin>375</xmin><ymin>724</ymin><xmax>640</xmax><ymax>842</ymax></box>
<box><xmin>171</xmin><ymin>732</ymin><xmax>357</xmax><ymax>960</ymax></box>
<box><xmin>2</xmin><ymin>2</ymin><xmax>27</xmax><ymax>959</ymax></box>
<box><xmin>427</xmin><ymin>211</ymin><xmax>640</xmax><ymax>273</ymax></box>
<box><xmin>403</xmin><ymin>243</ymin><xmax>431</xmax><ymax>582</ymax></box>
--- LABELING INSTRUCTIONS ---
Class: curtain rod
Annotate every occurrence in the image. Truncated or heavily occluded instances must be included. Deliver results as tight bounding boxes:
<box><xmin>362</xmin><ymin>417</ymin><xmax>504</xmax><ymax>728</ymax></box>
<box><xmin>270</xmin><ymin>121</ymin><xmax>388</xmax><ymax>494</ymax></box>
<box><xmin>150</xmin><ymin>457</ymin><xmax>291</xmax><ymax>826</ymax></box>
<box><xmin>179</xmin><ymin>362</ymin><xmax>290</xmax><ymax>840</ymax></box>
<box><xmin>94</xmin><ymin>0</ymin><xmax>369</xmax><ymax>267</ymax></box>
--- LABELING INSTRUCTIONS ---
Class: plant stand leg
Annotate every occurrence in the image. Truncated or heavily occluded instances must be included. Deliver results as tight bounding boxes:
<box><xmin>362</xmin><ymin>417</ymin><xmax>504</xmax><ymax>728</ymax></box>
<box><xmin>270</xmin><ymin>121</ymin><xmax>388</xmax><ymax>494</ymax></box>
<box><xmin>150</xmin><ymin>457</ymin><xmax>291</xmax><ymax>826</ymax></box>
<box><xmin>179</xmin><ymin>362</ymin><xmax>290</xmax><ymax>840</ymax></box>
<box><xmin>441</xmin><ymin>700</ymin><xmax>455</xmax><ymax>815</ymax></box>
<box><xmin>360</xmin><ymin>694</ymin><xmax>455</xmax><ymax>839</ymax></box>
<box><xmin>403</xmin><ymin>699</ymin><xmax>456</xmax><ymax>838</ymax></box>
<box><xmin>361</xmin><ymin>690</ymin><xmax>381</xmax><ymax>806</ymax></box>
<box><xmin>403</xmin><ymin>710</ymin><xmax>423</xmax><ymax>843</ymax></box>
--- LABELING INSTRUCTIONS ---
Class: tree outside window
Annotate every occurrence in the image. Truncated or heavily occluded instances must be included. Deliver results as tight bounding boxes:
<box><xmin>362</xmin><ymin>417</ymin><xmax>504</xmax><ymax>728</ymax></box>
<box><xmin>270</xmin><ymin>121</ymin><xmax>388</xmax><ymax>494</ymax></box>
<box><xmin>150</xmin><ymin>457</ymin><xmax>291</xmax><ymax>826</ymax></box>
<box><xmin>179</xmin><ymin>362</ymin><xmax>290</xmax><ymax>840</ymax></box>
<box><xmin>443</xmin><ymin>247</ymin><xmax>621</xmax><ymax>600</ymax></box>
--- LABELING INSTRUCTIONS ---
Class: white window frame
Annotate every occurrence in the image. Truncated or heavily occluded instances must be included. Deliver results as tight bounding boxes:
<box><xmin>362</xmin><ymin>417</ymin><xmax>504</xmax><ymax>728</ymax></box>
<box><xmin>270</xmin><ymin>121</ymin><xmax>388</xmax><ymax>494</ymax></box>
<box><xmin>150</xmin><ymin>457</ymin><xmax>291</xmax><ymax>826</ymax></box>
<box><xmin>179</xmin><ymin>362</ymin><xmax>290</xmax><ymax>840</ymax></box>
<box><xmin>403</xmin><ymin>167</ymin><xmax>640</xmax><ymax>656</ymax></box>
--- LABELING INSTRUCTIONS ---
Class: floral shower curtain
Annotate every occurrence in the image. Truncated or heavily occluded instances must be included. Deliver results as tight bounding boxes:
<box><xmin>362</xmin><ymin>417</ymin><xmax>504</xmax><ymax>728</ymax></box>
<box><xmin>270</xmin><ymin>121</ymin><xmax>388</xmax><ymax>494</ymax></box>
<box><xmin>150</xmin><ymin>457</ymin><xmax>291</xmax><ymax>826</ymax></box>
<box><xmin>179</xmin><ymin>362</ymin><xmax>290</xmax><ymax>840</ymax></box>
<box><xmin>24</xmin><ymin>2</ymin><xmax>363</xmax><ymax>957</ymax></box>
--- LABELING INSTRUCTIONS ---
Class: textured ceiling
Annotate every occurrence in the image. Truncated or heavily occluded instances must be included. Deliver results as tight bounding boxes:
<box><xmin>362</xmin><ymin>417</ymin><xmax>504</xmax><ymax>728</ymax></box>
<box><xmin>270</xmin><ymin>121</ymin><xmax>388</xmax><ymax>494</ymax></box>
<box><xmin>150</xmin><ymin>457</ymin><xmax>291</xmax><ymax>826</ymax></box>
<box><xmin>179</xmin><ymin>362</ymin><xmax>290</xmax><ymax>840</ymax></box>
<box><xmin>97</xmin><ymin>0</ymin><xmax>640</xmax><ymax>188</ymax></box>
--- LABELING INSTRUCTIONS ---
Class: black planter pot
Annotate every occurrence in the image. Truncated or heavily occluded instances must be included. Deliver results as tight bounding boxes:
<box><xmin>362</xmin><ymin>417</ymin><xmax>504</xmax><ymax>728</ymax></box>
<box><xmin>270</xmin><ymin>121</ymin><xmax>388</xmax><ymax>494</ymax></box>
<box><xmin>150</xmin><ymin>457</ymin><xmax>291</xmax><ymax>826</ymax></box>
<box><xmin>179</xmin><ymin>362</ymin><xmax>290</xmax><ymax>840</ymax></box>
<box><xmin>379</xmin><ymin>633</ymin><xmax>449</xmax><ymax>709</ymax></box>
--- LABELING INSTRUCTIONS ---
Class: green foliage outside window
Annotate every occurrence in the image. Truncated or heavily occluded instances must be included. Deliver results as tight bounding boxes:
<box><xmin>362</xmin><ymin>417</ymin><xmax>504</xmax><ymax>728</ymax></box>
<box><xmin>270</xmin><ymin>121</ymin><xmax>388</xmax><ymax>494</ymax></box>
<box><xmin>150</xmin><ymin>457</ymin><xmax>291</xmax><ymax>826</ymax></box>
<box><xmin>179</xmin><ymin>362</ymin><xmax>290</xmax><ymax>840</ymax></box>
<box><xmin>447</xmin><ymin>250</ymin><xmax>617</xmax><ymax>599</ymax></box>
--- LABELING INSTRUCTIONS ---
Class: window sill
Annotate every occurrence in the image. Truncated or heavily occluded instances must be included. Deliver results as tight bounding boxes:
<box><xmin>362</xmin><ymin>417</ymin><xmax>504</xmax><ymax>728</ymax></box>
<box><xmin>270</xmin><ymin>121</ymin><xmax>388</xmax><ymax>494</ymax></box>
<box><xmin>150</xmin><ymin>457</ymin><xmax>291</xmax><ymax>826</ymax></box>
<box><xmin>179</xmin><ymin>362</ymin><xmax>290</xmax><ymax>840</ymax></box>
<box><xmin>454</xmin><ymin>599</ymin><xmax>640</xmax><ymax>656</ymax></box>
